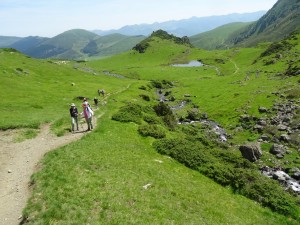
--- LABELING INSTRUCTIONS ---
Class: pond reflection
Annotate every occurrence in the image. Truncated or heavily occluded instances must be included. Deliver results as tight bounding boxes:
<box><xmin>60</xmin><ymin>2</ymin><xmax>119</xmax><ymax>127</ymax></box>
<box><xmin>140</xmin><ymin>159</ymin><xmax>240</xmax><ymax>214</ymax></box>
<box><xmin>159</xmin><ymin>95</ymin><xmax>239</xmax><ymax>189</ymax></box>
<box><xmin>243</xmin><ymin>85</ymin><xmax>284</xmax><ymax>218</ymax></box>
<box><xmin>172</xmin><ymin>60</ymin><xmax>203</xmax><ymax>67</ymax></box>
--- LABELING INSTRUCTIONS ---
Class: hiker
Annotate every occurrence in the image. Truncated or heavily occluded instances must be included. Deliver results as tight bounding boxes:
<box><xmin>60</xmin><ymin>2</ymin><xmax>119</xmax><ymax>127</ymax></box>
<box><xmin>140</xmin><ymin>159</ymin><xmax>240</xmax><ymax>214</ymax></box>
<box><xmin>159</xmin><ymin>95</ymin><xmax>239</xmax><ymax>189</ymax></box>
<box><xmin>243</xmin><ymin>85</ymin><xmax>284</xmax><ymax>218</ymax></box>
<box><xmin>81</xmin><ymin>101</ymin><xmax>94</xmax><ymax>131</ymax></box>
<box><xmin>83</xmin><ymin>97</ymin><xmax>89</xmax><ymax>106</ymax></box>
<box><xmin>93</xmin><ymin>97</ymin><xmax>98</xmax><ymax>108</ymax></box>
<box><xmin>69</xmin><ymin>103</ymin><xmax>79</xmax><ymax>132</ymax></box>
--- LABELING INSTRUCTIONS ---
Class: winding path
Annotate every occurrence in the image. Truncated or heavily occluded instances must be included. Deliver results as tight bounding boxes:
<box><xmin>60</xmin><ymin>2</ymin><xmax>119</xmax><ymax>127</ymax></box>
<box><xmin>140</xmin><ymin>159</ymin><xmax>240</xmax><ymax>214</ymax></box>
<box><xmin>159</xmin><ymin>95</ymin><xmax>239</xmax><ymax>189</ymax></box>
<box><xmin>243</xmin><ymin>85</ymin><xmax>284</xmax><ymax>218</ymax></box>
<box><xmin>0</xmin><ymin>120</ymin><xmax>93</xmax><ymax>225</ymax></box>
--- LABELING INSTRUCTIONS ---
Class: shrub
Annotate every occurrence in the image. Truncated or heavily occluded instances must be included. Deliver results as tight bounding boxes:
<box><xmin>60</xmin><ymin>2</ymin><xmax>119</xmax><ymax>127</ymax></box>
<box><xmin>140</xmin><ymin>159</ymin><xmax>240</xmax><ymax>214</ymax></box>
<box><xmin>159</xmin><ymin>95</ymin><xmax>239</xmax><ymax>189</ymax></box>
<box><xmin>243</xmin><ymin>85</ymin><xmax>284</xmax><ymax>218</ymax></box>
<box><xmin>112</xmin><ymin>103</ymin><xmax>142</xmax><ymax>124</ymax></box>
<box><xmin>153</xmin><ymin>138</ymin><xmax>214</xmax><ymax>169</ymax></box>
<box><xmin>138</xmin><ymin>85</ymin><xmax>147</xmax><ymax>90</ymax></box>
<box><xmin>152</xmin><ymin>137</ymin><xmax>300</xmax><ymax>218</ymax></box>
<box><xmin>186</xmin><ymin>108</ymin><xmax>200</xmax><ymax>120</ymax></box>
<box><xmin>139</xmin><ymin>94</ymin><xmax>150</xmax><ymax>101</ymax></box>
<box><xmin>153</xmin><ymin>138</ymin><xmax>184</xmax><ymax>155</ymax></box>
<box><xmin>285</xmin><ymin>87</ymin><xmax>300</xmax><ymax>99</ymax></box>
<box><xmin>151</xmin><ymin>80</ymin><xmax>173</xmax><ymax>89</ymax></box>
<box><xmin>162</xmin><ymin>114</ymin><xmax>177</xmax><ymax>130</ymax></box>
<box><xmin>132</xmin><ymin>41</ymin><xmax>150</xmax><ymax>53</ymax></box>
<box><xmin>153</xmin><ymin>102</ymin><xmax>177</xmax><ymax>130</ymax></box>
<box><xmin>260</xmin><ymin>41</ymin><xmax>293</xmax><ymax>57</ymax></box>
<box><xmin>235</xmin><ymin>171</ymin><xmax>300</xmax><ymax>217</ymax></box>
<box><xmin>143</xmin><ymin>114</ymin><xmax>161</xmax><ymax>125</ymax></box>
<box><xmin>138</xmin><ymin>124</ymin><xmax>166</xmax><ymax>139</ymax></box>
<box><xmin>199</xmin><ymin>163</ymin><xmax>235</xmax><ymax>186</ymax></box>
<box><xmin>154</xmin><ymin>102</ymin><xmax>172</xmax><ymax>116</ymax></box>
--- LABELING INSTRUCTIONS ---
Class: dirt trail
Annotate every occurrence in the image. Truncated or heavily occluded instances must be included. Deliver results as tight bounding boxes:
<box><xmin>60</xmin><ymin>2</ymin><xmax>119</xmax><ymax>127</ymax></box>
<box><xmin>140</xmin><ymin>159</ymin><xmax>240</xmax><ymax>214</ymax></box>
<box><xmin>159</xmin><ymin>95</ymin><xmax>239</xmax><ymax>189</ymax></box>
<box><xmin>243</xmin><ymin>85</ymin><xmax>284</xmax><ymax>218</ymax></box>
<box><xmin>0</xmin><ymin>118</ymin><xmax>94</xmax><ymax>225</ymax></box>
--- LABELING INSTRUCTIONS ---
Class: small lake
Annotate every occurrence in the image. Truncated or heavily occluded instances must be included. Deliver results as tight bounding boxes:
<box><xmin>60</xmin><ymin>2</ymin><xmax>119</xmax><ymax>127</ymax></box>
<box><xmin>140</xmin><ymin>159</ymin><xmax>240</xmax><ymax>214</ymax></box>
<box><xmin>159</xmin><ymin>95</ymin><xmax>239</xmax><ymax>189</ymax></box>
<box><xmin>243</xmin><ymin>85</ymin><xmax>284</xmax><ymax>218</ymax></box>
<box><xmin>172</xmin><ymin>60</ymin><xmax>203</xmax><ymax>67</ymax></box>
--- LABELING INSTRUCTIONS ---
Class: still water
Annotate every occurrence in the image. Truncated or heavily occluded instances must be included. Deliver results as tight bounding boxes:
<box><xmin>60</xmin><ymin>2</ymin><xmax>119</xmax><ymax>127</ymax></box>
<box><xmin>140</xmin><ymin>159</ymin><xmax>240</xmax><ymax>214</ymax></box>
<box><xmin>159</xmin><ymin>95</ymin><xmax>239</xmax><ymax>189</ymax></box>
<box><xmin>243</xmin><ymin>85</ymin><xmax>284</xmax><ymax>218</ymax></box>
<box><xmin>172</xmin><ymin>60</ymin><xmax>203</xmax><ymax>67</ymax></box>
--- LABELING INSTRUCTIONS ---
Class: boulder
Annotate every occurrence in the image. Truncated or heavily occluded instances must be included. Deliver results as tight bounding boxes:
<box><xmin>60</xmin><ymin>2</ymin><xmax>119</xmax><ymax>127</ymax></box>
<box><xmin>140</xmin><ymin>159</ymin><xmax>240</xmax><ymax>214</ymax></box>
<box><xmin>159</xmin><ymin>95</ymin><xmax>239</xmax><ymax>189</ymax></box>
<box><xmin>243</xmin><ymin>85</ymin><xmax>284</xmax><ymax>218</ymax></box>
<box><xmin>280</xmin><ymin>134</ymin><xmax>291</xmax><ymax>143</ymax></box>
<box><xmin>270</xmin><ymin>144</ymin><xmax>286</xmax><ymax>155</ymax></box>
<box><xmin>239</xmin><ymin>143</ymin><xmax>262</xmax><ymax>162</ymax></box>
<box><xmin>258</xmin><ymin>107</ymin><xmax>268</xmax><ymax>113</ymax></box>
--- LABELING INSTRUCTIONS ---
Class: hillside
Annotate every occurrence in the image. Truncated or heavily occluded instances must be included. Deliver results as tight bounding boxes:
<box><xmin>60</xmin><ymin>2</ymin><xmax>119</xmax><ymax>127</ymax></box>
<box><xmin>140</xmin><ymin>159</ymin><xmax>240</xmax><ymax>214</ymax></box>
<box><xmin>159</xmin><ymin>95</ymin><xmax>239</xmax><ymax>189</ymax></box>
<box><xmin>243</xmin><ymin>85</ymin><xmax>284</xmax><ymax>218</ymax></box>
<box><xmin>190</xmin><ymin>0</ymin><xmax>300</xmax><ymax>50</ymax></box>
<box><xmin>9</xmin><ymin>36</ymin><xmax>49</xmax><ymax>52</ymax></box>
<box><xmin>1</xmin><ymin>29</ymin><xmax>300</xmax><ymax>224</ymax></box>
<box><xmin>231</xmin><ymin>0</ymin><xmax>300</xmax><ymax>47</ymax></box>
<box><xmin>1</xmin><ymin>29</ymin><xmax>146</xmax><ymax>60</ymax></box>
<box><xmin>83</xmin><ymin>33</ymin><xmax>145</xmax><ymax>58</ymax></box>
<box><xmin>189</xmin><ymin>22</ymin><xmax>252</xmax><ymax>50</ymax></box>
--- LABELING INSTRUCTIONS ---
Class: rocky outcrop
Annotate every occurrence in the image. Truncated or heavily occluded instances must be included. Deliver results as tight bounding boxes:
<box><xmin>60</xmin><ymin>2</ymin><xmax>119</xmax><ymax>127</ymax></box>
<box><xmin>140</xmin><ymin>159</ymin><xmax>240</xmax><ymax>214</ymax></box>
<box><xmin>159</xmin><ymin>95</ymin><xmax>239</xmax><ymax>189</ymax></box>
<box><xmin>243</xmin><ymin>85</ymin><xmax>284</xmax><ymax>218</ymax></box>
<box><xmin>240</xmin><ymin>99</ymin><xmax>300</xmax><ymax>158</ymax></box>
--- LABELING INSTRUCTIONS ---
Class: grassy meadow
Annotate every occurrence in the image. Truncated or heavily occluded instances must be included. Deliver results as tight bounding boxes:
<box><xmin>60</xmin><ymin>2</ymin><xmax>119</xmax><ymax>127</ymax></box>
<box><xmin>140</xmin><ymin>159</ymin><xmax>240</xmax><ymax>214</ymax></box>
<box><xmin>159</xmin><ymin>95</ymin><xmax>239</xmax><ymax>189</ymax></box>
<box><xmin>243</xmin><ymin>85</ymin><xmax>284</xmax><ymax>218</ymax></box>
<box><xmin>1</xmin><ymin>31</ymin><xmax>300</xmax><ymax>224</ymax></box>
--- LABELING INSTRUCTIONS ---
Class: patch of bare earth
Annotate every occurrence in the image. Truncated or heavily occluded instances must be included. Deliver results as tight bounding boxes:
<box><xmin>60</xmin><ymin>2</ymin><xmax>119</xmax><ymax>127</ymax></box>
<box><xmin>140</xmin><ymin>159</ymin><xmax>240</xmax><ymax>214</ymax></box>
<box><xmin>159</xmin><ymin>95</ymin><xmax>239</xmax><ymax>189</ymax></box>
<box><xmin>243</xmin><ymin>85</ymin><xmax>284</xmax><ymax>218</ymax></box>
<box><xmin>0</xmin><ymin>122</ymin><xmax>91</xmax><ymax>225</ymax></box>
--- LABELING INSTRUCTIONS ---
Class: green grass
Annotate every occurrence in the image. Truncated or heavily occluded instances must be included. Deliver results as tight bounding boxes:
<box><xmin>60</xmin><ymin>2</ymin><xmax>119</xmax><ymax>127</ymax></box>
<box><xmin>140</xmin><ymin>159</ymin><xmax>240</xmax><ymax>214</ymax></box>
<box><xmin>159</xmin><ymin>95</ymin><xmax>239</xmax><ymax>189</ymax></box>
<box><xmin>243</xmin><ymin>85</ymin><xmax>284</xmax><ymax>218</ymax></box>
<box><xmin>0</xmin><ymin>49</ymin><xmax>133</xmax><ymax>130</ymax></box>
<box><xmin>13</xmin><ymin>128</ymin><xmax>39</xmax><ymax>142</ymax></box>
<box><xmin>24</xmin><ymin>111</ymin><xmax>296</xmax><ymax>225</ymax></box>
<box><xmin>190</xmin><ymin>22</ymin><xmax>253</xmax><ymax>50</ymax></box>
<box><xmin>1</xmin><ymin>31</ymin><xmax>300</xmax><ymax>224</ymax></box>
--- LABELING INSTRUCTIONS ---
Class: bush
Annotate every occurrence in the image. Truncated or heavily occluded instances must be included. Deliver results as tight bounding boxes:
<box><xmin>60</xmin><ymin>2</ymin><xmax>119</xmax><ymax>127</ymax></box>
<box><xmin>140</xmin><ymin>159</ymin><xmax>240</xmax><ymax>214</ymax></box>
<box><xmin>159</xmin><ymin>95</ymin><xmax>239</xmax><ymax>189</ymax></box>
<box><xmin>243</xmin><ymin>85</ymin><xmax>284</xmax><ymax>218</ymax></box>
<box><xmin>138</xmin><ymin>85</ymin><xmax>147</xmax><ymax>90</ymax></box>
<box><xmin>132</xmin><ymin>41</ymin><xmax>150</xmax><ymax>53</ymax></box>
<box><xmin>139</xmin><ymin>94</ymin><xmax>150</xmax><ymax>101</ymax></box>
<box><xmin>186</xmin><ymin>108</ymin><xmax>200</xmax><ymax>120</ymax></box>
<box><xmin>162</xmin><ymin>114</ymin><xmax>177</xmax><ymax>130</ymax></box>
<box><xmin>143</xmin><ymin>114</ymin><xmax>161</xmax><ymax>125</ymax></box>
<box><xmin>153</xmin><ymin>138</ymin><xmax>214</xmax><ymax>169</ymax></box>
<box><xmin>199</xmin><ymin>163</ymin><xmax>235</xmax><ymax>186</ymax></box>
<box><xmin>235</xmin><ymin>171</ymin><xmax>300</xmax><ymax>217</ymax></box>
<box><xmin>151</xmin><ymin>80</ymin><xmax>173</xmax><ymax>89</ymax></box>
<box><xmin>153</xmin><ymin>102</ymin><xmax>177</xmax><ymax>130</ymax></box>
<box><xmin>152</xmin><ymin>137</ymin><xmax>300</xmax><ymax>218</ymax></box>
<box><xmin>154</xmin><ymin>102</ymin><xmax>172</xmax><ymax>116</ymax></box>
<box><xmin>138</xmin><ymin>124</ymin><xmax>166</xmax><ymax>139</ymax></box>
<box><xmin>112</xmin><ymin>103</ymin><xmax>143</xmax><ymax>124</ymax></box>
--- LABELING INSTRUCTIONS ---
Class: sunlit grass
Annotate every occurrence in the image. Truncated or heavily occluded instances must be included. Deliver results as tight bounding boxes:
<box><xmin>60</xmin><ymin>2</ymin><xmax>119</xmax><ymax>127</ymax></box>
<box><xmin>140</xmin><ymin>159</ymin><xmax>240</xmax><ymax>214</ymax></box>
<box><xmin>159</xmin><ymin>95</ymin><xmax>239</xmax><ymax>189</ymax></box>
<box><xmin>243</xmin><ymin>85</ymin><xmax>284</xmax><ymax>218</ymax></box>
<box><xmin>1</xmin><ymin>32</ymin><xmax>300</xmax><ymax>224</ymax></box>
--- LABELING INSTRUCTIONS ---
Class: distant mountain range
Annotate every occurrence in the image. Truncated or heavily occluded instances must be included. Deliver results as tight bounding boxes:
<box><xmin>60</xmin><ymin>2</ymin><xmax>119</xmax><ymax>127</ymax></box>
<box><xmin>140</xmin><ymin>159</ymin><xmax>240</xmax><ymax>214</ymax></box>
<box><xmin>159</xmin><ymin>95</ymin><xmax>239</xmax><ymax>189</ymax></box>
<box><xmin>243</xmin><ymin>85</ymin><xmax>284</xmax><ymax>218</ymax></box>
<box><xmin>0</xmin><ymin>11</ymin><xmax>266</xmax><ymax>59</ymax></box>
<box><xmin>93</xmin><ymin>11</ymin><xmax>266</xmax><ymax>37</ymax></box>
<box><xmin>2</xmin><ymin>1</ymin><xmax>300</xmax><ymax>59</ymax></box>
<box><xmin>1</xmin><ymin>30</ymin><xmax>145</xmax><ymax>60</ymax></box>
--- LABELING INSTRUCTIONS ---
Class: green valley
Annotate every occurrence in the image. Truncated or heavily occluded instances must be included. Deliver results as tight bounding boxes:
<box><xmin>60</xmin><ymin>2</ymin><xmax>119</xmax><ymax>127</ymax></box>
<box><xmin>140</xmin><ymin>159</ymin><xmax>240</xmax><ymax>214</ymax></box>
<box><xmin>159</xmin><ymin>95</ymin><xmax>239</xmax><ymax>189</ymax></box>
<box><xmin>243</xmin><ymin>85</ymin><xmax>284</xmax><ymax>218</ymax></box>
<box><xmin>1</xmin><ymin>24</ymin><xmax>300</xmax><ymax>224</ymax></box>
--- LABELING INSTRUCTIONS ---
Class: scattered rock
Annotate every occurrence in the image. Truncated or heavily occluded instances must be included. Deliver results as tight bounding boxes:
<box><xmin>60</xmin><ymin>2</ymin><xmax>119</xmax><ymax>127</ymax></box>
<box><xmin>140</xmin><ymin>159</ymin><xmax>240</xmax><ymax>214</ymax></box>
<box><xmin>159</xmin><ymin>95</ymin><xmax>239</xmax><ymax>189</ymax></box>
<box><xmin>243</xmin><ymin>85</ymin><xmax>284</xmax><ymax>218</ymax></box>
<box><xmin>143</xmin><ymin>183</ymin><xmax>152</xmax><ymax>190</ymax></box>
<box><xmin>270</xmin><ymin>144</ymin><xmax>286</xmax><ymax>156</ymax></box>
<box><xmin>239</xmin><ymin>143</ymin><xmax>262</xmax><ymax>162</ymax></box>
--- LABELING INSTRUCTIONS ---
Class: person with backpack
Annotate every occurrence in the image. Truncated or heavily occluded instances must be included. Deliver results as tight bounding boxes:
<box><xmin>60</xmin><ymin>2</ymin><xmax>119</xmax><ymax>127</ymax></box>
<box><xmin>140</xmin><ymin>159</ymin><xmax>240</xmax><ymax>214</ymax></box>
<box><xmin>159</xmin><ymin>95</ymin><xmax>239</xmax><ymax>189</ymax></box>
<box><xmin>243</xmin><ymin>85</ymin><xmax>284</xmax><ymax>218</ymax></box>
<box><xmin>81</xmin><ymin>99</ymin><xmax>94</xmax><ymax>131</ymax></box>
<box><xmin>69</xmin><ymin>103</ymin><xmax>79</xmax><ymax>133</ymax></box>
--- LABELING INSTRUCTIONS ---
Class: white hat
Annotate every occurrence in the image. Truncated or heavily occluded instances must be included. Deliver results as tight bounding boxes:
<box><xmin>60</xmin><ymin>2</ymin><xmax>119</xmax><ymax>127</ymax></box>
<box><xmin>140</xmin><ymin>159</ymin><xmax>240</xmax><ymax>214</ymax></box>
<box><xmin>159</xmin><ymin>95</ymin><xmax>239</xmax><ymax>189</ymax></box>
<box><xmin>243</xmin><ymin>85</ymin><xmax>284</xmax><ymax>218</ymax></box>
<box><xmin>71</xmin><ymin>103</ymin><xmax>75</xmax><ymax>107</ymax></box>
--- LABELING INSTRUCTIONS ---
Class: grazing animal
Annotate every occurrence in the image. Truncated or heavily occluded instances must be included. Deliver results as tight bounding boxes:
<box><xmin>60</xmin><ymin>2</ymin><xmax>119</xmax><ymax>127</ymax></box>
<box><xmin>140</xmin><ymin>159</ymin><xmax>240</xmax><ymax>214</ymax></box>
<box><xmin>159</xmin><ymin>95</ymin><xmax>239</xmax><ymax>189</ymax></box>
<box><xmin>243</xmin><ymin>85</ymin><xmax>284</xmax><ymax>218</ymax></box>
<box><xmin>98</xmin><ymin>89</ymin><xmax>105</xmax><ymax>96</ymax></box>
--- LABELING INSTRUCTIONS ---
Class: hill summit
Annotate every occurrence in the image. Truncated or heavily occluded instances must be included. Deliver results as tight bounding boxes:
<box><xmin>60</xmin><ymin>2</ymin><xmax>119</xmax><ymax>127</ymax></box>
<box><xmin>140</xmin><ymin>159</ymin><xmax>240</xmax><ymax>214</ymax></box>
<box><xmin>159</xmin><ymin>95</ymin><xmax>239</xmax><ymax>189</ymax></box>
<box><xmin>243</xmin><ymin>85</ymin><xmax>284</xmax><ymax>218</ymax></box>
<box><xmin>133</xmin><ymin>29</ymin><xmax>191</xmax><ymax>53</ymax></box>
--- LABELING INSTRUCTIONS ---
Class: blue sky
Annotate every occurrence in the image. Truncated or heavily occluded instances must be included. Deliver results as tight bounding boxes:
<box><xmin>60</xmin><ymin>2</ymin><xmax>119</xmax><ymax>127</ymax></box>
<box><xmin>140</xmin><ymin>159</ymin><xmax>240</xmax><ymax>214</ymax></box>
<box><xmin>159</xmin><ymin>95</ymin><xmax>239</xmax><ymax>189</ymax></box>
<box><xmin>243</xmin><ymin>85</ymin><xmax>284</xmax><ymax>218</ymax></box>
<box><xmin>0</xmin><ymin>0</ymin><xmax>278</xmax><ymax>37</ymax></box>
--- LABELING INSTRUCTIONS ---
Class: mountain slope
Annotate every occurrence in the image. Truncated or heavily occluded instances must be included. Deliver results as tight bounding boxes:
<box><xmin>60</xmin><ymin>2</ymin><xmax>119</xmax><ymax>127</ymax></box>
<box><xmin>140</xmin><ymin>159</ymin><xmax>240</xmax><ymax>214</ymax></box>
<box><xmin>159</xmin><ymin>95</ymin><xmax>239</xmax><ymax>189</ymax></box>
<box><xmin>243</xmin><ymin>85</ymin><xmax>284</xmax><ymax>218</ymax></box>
<box><xmin>189</xmin><ymin>22</ymin><xmax>252</xmax><ymax>50</ymax></box>
<box><xmin>23</xmin><ymin>29</ymin><xmax>98</xmax><ymax>59</ymax></box>
<box><xmin>7</xmin><ymin>29</ymin><xmax>146</xmax><ymax>60</ymax></box>
<box><xmin>93</xmin><ymin>11</ymin><xmax>266</xmax><ymax>37</ymax></box>
<box><xmin>231</xmin><ymin>0</ymin><xmax>300</xmax><ymax>46</ymax></box>
<box><xmin>83</xmin><ymin>33</ymin><xmax>146</xmax><ymax>58</ymax></box>
<box><xmin>9</xmin><ymin>36</ymin><xmax>49</xmax><ymax>52</ymax></box>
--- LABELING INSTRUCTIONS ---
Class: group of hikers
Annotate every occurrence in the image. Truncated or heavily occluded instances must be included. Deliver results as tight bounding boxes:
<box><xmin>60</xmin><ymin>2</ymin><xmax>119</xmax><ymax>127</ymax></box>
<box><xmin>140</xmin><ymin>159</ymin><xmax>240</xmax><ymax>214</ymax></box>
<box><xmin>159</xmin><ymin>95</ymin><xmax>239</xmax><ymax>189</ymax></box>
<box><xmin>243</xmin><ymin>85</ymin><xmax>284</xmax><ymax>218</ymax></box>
<box><xmin>69</xmin><ymin>89</ymin><xmax>105</xmax><ymax>133</ymax></box>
